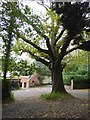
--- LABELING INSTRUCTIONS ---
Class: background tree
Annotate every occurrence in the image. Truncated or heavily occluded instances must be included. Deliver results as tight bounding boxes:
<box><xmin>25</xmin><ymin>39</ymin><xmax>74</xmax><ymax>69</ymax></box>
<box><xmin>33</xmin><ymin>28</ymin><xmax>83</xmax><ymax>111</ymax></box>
<box><xmin>9</xmin><ymin>59</ymin><xmax>35</xmax><ymax>76</ymax></box>
<box><xmin>0</xmin><ymin>1</ymin><xmax>20</xmax><ymax>100</ymax></box>
<box><xmin>34</xmin><ymin>61</ymin><xmax>51</xmax><ymax>84</ymax></box>
<box><xmin>6</xmin><ymin>55</ymin><xmax>50</xmax><ymax>81</ymax></box>
<box><xmin>63</xmin><ymin>50</ymin><xmax>88</xmax><ymax>85</ymax></box>
<box><xmin>14</xmin><ymin>2</ymin><xmax>90</xmax><ymax>93</ymax></box>
<box><xmin>35</xmin><ymin>61</ymin><xmax>51</xmax><ymax>76</ymax></box>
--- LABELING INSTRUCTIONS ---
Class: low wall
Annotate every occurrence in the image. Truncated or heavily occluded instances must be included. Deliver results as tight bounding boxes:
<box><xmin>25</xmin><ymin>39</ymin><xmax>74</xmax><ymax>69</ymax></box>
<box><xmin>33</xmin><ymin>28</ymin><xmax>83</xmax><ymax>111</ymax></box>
<box><xmin>71</xmin><ymin>80</ymin><xmax>90</xmax><ymax>89</ymax></box>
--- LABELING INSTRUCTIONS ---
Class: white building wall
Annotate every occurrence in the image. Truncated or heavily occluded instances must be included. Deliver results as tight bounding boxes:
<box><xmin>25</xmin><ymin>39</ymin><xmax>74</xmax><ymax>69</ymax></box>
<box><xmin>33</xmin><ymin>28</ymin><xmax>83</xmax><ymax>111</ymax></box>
<box><xmin>26</xmin><ymin>82</ymin><xmax>29</xmax><ymax>88</ymax></box>
<box><xmin>22</xmin><ymin>82</ymin><xmax>24</xmax><ymax>89</ymax></box>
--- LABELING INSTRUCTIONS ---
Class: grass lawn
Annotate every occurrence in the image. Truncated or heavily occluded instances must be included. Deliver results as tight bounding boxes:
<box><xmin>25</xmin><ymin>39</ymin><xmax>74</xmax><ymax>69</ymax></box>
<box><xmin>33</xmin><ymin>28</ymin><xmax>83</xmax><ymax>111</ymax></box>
<box><xmin>40</xmin><ymin>92</ymin><xmax>73</xmax><ymax>100</ymax></box>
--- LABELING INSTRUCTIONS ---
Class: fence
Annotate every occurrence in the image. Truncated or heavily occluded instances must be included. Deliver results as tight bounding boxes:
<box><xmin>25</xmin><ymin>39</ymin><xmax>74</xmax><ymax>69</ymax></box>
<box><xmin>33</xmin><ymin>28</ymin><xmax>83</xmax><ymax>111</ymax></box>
<box><xmin>71</xmin><ymin>79</ymin><xmax>90</xmax><ymax>89</ymax></box>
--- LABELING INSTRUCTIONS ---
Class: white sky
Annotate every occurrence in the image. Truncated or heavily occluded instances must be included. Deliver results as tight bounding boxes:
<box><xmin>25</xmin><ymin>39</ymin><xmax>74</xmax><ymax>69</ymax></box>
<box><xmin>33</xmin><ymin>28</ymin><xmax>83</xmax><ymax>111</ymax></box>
<box><xmin>17</xmin><ymin>0</ymin><xmax>47</xmax><ymax>62</ymax></box>
<box><xmin>20</xmin><ymin>0</ymin><xmax>47</xmax><ymax>14</ymax></box>
<box><xmin>1</xmin><ymin>0</ymin><xmax>49</xmax><ymax>63</ymax></box>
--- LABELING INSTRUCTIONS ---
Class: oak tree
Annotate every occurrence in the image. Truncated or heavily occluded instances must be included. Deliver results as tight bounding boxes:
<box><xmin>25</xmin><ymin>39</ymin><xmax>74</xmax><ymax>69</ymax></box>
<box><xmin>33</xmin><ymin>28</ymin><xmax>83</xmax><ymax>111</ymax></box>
<box><xmin>14</xmin><ymin>2</ymin><xmax>90</xmax><ymax>93</ymax></box>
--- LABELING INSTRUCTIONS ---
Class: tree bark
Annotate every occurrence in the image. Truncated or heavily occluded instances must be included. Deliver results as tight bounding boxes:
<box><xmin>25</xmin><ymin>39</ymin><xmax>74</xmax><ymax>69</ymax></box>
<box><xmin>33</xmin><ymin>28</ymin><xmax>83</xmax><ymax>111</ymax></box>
<box><xmin>51</xmin><ymin>63</ymin><xmax>67</xmax><ymax>93</ymax></box>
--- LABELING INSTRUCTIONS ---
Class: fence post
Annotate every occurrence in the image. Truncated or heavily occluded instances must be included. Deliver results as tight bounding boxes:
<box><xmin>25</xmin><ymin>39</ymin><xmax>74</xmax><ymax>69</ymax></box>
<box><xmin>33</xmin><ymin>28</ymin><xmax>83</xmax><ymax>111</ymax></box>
<box><xmin>71</xmin><ymin>79</ymin><xmax>74</xmax><ymax>90</ymax></box>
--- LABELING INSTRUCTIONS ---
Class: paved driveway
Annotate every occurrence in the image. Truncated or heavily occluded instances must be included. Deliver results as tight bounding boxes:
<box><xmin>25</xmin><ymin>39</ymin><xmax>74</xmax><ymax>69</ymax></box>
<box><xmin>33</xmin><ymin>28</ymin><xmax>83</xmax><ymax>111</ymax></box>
<box><xmin>13</xmin><ymin>85</ymin><xmax>52</xmax><ymax>100</ymax></box>
<box><xmin>67</xmin><ymin>89</ymin><xmax>89</xmax><ymax>100</ymax></box>
<box><xmin>13</xmin><ymin>85</ymin><xmax>89</xmax><ymax>100</ymax></box>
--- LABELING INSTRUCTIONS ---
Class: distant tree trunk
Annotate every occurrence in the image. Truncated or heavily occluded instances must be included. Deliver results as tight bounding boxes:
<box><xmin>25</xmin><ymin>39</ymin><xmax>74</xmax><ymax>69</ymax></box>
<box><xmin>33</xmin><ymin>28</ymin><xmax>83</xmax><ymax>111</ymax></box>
<box><xmin>51</xmin><ymin>62</ymin><xmax>67</xmax><ymax>93</ymax></box>
<box><xmin>3</xmin><ymin>46</ymin><xmax>10</xmax><ymax>82</ymax></box>
<box><xmin>2</xmin><ymin>32</ymin><xmax>12</xmax><ymax>100</ymax></box>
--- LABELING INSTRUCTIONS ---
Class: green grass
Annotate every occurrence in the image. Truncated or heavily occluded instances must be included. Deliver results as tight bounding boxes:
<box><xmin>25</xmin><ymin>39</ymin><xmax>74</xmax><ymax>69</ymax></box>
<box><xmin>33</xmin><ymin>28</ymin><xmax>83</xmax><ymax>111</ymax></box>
<box><xmin>40</xmin><ymin>92</ymin><xmax>73</xmax><ymax>101</ymax></box>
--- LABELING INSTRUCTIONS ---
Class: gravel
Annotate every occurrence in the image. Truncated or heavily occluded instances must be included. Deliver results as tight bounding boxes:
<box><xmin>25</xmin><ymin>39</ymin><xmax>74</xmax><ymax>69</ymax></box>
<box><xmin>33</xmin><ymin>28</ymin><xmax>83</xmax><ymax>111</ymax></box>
<box><xmin>2</xmin><ymin>97</ymin><xmax>89</xmax><ymax>119</ymax></box>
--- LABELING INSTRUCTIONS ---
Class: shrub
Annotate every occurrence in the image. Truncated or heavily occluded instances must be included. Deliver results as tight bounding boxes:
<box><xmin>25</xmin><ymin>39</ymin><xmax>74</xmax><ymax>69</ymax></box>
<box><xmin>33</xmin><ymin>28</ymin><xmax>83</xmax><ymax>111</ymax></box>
<box><xmin>63</xmin><ymin>74</ymin><xmax>88</xmax><ymax>85</ymax></box>
<box><xmin>2</xmin><ymin>79</ymin><xmax>14</xmax><ymax>102</ymax></box>
<box><xmin>63</xmin><ymin>74</ymin><xmax>73</xmax><ymax>85</ymax></box>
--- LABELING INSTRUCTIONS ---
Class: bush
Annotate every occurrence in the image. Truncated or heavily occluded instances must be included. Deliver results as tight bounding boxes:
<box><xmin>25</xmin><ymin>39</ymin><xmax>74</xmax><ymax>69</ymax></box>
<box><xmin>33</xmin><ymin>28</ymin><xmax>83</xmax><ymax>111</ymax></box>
<box><xmin>63</xmin><ymin>63</ymin><xmax>88</xmax><ymax>85</ymax></box>
<box><xmin>63</xmin><ymin>74</ymin><xmax>88</xmax><ymax>85</ymax></box>
<box><xmin>2</xmin><ymin>79</ymin><xmax>14</xmax><ymax>102</ymax></box>
<box><xmin>63</xmin><ymin>74</ymin><xmax>73</xmax><ymax>85</ymax></box>
<box><xmin>11</xmin><ymin>81</ymin><xmax>20</xmax><ymax>90</ymax></box>
<box><xmin>73</xmin><ymin>75</ymin><xmax>87</xmax><ymax>81</ymax></box>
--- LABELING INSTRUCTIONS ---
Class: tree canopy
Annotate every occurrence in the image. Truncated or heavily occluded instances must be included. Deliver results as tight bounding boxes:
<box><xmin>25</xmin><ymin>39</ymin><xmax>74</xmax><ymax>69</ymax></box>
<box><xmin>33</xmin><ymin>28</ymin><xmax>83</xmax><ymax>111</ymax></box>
<box><xmin>13</xmin><ymin>1</ymin><xmax>90</xmax><ymax>93</ymax></box>
<box><xmin>0</xmin><ymin>1</ymin><xmax>21</xmax><ymax>100</ymax></box>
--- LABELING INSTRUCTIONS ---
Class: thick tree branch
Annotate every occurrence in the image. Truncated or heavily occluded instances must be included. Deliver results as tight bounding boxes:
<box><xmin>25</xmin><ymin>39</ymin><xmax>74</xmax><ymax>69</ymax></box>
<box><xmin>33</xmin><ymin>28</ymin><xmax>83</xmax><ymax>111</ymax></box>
<box><xmin>65</xmin><ymin>40</ymin><xmax>90</xmax><ymax>56</ymax></box>
<box><xmin>31</xmin><ymin>23</ymin><xmax>54</xmax><ymax>59</ymax></box>
<box><xmin>21</xmin><ymin>13</ymin><xmax>50</xmax><ymax>44</ymax></box>
<box><xmin>55</xmin><ymin>35</ymin><xmax>73</xmax><ymax>67</ymax></box>
<box><xmin>60</xmin><ymin>35</ymin><xmax>72</xmax><ymax>57</ymax></box>
<box><xmin>79</xmin><ymin>40</ymin><xmax>90</xmax><ymax>51</ymax></box>
<box><xmin>16</xmin><ymin>32</ymin><xmax>49</xmax><ymax>54</ymax></box>
<box><xmin>20</xmin><ymin>49</ymin><xmax>49</xmax><ymax>67</ymax></box>
<box><xmin>54</xmin><ymin>28</ymin><xmax>65</xmax><ymax>45</ymax></box>
<box><xmin>20</xmin><ymin>14</ymin><xmax>55</xmax><ymax>60</ymax></box>
<box><xmin>29</xmin><ymin>23</ymin><xmax>55</xmax><ymax>60</ymax></box>
<box><xmin>35</xmin><ymin>56</ymin><xmax>49</xmax><ymax>67</ymax></box>
<box><xmin>65</xmin><ymin>46</ymin><xmax>80</xmax><ymax>55</ymax></box>
<box><xmin>16</xmin><ymin>11</ymin><xmax>55</xmax><ymax>61</ymax></box>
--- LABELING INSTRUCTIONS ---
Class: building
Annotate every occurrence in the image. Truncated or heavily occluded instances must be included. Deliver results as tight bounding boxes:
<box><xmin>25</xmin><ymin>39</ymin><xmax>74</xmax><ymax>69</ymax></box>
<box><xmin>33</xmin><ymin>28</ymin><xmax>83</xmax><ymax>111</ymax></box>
<box><xmin>30</xmin><ymin>73</ymin><xmax>40</xmax><ymax>87</ymax></box>
<box><xmin>11</xmin><ymin>74</ymin><xmax>40</xmax><ymax>89</ymax></box>
<box><xmin>20</xmin><ymin>76</ymin><xmax>30</xmax><ymax>89</ymax></box>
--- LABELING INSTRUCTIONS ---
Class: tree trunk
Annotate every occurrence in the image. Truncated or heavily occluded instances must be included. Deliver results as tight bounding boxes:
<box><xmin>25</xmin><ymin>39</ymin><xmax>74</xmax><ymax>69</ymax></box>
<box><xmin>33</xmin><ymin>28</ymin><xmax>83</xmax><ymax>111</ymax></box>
<box><xmin>51</xmin><ymin>63</ymin><xmax>67</xmax><ymax>93</ymax></box>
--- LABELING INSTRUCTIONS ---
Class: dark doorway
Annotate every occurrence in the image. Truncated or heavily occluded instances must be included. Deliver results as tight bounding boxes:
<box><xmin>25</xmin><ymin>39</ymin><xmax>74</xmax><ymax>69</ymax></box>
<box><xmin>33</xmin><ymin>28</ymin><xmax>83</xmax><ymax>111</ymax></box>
<box><xmin>24</xmin><ymin>82</ymin><xmax>26</xmax><ymax>88</ymax></box>
<box><xmin>20</xmin><ymin>82</ymin><xmax>22</xmax><ymax>87</ymax></box>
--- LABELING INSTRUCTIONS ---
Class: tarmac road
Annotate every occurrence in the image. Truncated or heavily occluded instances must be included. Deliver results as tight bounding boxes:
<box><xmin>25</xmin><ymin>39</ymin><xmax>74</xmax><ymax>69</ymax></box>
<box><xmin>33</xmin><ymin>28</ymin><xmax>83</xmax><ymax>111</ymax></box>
<box><xmin>67</xmin><ymin>89</ymin><xmax>89</xmax><ymax>100</ymax></box>
<box><xmin>13</xmin><ymin>85</ymin><xmax>90</xmax><ymax>100</ymax></box>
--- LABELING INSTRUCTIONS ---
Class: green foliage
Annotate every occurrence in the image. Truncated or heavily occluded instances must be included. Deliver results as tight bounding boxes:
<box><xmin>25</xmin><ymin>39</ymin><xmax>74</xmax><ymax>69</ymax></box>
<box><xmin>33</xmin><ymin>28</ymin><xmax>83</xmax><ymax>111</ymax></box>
<box><xmin>34</xmin><ymin>62</ymin><xmax>51</xmax><ymax>84</ymax></box>
<box><xmin>0</xmin><ymin>1</ymin><xmax>22</xmax><ymax>101</ymax></box>
<box><xmin>40</xmin><ymin>92</ymin><xmax>72</xmax><ymax>100</ymax></box>
<box><xmin>1</xmin><ymin>1</ymin><xmax>90</xmax><ymax>93</ymax></box>
<box><xmin>63</xmin><ymin>75</ymin><xmax>72</xmax><ymax>85</ymax></box>
<box><xmin>7</xmin><ymin>57</ymin><xmax>51</xmax><ymax>80</ymax></box>
<box><xmin>0</xmin><ymin>1</ymin><xmax>20</xmax><ymax>54</ymax></box>
<box><xmin>52</xmin><ymin>2</ymin><xmax>90</xmax><ymax>35</ymax></box>
<box><xmin>7</xmin><ymin>58</ymin><xmax>35</xmax><ymax>77</ymax></box>
<box><xmin>35</xmin><ymin>62</ymin><xmax>51</xmax><ymax>76</ymax></box>
<box><xmin>63</xmin><ymin>50</ymin><xmax>88</xmax><ymax>85</ymax></box>
<box><xmin>63</xmin><ymin>74</ymin><xmax>88</xmax><ymax>85</ymax></box>
<box><xmin>2</xmin><ymin>79</ymin><xmax>14</xmax><ymax>101</ymax></box>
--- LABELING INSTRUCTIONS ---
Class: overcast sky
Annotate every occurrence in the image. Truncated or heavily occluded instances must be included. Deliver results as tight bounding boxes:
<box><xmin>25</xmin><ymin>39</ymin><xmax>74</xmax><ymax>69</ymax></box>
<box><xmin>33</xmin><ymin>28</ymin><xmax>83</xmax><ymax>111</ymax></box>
<box><xmin>20</xmin><ymin>0</ymin><xmax>48</xmax><ymax>14</ymax></box>
<box><xmin>18</xmin><ymin>0</ymin><xmax>47</xmax><ymax>62</ymax></box>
